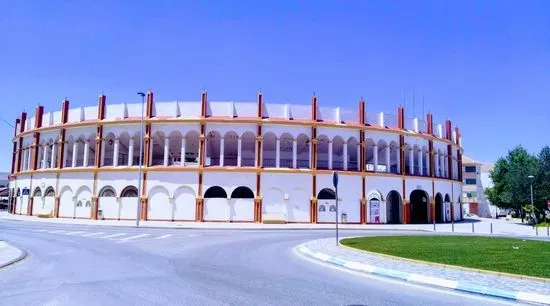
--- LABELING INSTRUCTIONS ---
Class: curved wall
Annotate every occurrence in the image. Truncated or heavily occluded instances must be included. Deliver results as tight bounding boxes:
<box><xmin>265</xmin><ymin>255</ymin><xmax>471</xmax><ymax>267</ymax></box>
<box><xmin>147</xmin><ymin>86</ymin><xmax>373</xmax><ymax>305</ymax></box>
<box><xmin>8</xmin><ymin>92</ymin><xmax>464</xmax><ymax>224</ymax></box>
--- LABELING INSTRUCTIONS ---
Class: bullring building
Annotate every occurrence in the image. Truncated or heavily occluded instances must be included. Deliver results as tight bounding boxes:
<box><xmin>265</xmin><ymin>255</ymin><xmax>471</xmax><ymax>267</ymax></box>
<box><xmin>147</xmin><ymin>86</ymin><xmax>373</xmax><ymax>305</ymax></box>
<box><xmin>8</xmin><ymin>92</ymin><xmax>463</xmax><ymax>224</ymax></box>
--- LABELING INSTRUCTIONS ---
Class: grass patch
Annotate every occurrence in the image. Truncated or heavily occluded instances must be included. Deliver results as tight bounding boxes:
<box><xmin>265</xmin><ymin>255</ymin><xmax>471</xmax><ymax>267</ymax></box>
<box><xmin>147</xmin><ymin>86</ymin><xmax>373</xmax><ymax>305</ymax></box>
<box><xmin>536</xmin><ymin>222</ymin><xmax>550</xmax><ymax>228</ymax></box>
<box><xmin>340</xmin><ymin>236</ymin><xmax>550</xmax><ymax>279</ymax></box>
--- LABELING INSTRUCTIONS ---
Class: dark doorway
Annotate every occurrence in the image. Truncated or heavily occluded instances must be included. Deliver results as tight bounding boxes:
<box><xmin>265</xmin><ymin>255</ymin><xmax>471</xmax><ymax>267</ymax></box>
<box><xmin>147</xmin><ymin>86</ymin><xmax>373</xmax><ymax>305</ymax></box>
<box><xmin>230</xmin><ymin>186</ymin><xmax>254</xmax><ymax>199</ymax></box>
<box><xmin>435</xmin><ymin>193</ymin><xmax>443</xmax><ymax>223</ymax></box>
<box><xmin>410</xmin><ymin>189</ymin><xmax>429</xmax><ymax>224</ymax></box>
<box><xmin>386</xmin><ymin>191</ymin><xmax>402</xmax><ymax>224</ymax></box>
<box><xmin>204</xmin><ymin>186</ymin><xmax>227</xmax><ymax>198</ymax></box>
<box><xmin>318</xmin><ymin>188</ymin><xmax>336</xmax><ymax>200</ymax></box>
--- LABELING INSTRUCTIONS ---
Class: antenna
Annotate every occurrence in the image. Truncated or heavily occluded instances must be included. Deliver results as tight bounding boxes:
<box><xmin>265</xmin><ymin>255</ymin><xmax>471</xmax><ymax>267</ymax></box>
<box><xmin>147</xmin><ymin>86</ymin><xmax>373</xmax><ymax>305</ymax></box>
<box><xmin>412</xmin><ymin>90</ymin><xmax>416</xmax><ymax>118</ymax></box>
<box><xmin>422</xmin><ymin>94</ymin><xmax>425</xmax><ymax>118</ymax></box>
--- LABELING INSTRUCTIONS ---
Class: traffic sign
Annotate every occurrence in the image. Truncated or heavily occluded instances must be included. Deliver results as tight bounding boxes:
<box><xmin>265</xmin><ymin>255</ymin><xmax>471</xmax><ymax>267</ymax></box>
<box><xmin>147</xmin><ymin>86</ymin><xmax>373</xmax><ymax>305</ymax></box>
<box><xmin>332</xmin><ymin>171</ymin><xmax>338</xmax><ymax>188</ymax></box>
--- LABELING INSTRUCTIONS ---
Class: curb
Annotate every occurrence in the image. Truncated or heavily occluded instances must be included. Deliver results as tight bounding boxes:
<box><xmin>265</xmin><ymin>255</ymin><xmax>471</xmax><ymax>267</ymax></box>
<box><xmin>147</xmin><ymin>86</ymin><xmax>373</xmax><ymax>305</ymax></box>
<box><xmin>296</xmin><ymin>243</ymin><xmax>550</xmax><ymax>305</ymax></box>
<box><xmin>0</xmin><ymin>242</ymin><xmax>28</xmax><ymax>269</ymax></box>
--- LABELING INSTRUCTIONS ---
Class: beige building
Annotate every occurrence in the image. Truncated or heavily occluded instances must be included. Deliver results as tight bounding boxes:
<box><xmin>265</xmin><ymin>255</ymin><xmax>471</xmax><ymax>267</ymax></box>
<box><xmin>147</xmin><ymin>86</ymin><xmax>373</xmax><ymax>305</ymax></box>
<box><xmin>462</xmin><ymin>156</ymin><xmax>496</xmax><ymax>217</ymax></box>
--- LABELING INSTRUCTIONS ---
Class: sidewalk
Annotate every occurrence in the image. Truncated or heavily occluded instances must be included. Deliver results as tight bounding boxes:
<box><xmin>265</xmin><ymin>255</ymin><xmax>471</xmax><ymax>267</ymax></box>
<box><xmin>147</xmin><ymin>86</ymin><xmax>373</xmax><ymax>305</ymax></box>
<box><xmin>1</xmin><ymin>211</ymin><xmax>547</xmax><ymax>236</ymax></box>
<box><xmin>297</xmin><ymin>238</ymin><xmax>550</xmax><ymax>305</ymax></box>
<box><xmin>0</xmin><ymin>241</ymin><xmax>26</xmax><ymax>269</ymax></box>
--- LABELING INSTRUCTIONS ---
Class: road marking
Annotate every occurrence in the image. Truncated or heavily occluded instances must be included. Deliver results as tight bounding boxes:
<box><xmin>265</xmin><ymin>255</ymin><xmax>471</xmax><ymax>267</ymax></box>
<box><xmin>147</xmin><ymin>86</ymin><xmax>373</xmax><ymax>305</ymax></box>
<box><xmin>81</xmin><ymin>232</ymin><xmax>105</xmax><ymax>237</ymax></box>
<box><xmin>64</xmin><ymin>231</ymin><xmax>86</xmax><ymax>235</ymax></box>
<box><xmin>100</xmin><ymin>233</ymin><xmax>126</xmax><ymax>239</ymax></box>
<box><xmin>117</xmin><ymin>234</ymin><xmax>149</xmax><ymax>242</ymax></box>
<box><xmin>155</xmin><ymin>234</ymin><xmax>172</xmax><ymax>239</ymax></box>
<box><xmin>187</xmin><ymin>234</ymin><xmax>197</xmax><ymax>237</ymax></box>
<box><xmin>37</xmin><ymin>229</ymin><xmax>48</xmax><ymax>232</ymax></box>
<box><xmin>49</xmin><ymin>230</ymin><xmax>66</xmax><ymax>234</ymax></box>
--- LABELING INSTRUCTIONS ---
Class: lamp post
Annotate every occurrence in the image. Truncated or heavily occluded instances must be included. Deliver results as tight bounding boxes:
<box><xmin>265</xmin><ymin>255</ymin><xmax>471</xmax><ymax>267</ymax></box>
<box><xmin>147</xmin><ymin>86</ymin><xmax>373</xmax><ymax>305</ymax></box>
<box><xmin>136</xmin><ymin>92</ymin><xmax>146</xmax><ymax>227</ymax></box>
<box><xmin>528</xmin><ymin>175</ymin><xmax>535</xmax><ymax>228</ymax></box>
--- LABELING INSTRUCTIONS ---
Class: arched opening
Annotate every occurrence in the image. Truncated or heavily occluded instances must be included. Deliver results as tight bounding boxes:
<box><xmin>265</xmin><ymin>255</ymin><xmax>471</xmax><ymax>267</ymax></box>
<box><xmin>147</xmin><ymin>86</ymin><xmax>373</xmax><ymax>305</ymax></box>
<box><xmin>117</xmin><ymin>132</ymin><xmax>131</xmax><ymax>166</ymax></box>
<box><xmin>332</xmin><ymin>136</ymin><xmax>345</xmax><ymax>170</ymax></box>
<box><xmin>184</xmin><ymin>130</ymin><xmax>200</xmax><ymax>165</ymax></box>
<box><xmin>85</xmin><ymin>133</ymin><xmax>97</xmax><ymax>167</ymax></box>
<box><xmin>230</xmin><ymin>186</ymin><xmax>254</xmax><ymax>199</ymax></box>
<box><xmin>377</xmin><ymin>140</ymin><xmax>388</xmax><ymax>172</ymax></box>
<box><xmin>390</xmin><ymin>141</ymin><xmax>399</xmax><ymax>173</ymax></box>
<box><xmin>203</xmin><ymin>186</ymin><xmax>229</xmax><ymax>221</ymax></box>
<box><xmin>167</xmin><ymin>130</ymin><xmax>183</xmax><ymax>166</ymax></box>
<box><xmin>262</xmin><ymin>132</ymin><xmax>277</xmax><ymax>167</ymax></box>
<box><xmin>75</xmin><ymin>135</ymin><xmax>86</xmax><ymax>167</ymax></box>
<box><xmin>204</xmin><ymin>186</ymin><xmax>227</xmax><ymax>198</ymax></box>
<box><xmin>386</xmin><ymin>190</ymin><xmax>402</xmax><ymax>224</ymax></box>
<box><xmin>347</xmin><ymin>137</ymin><xmax>359</xmax><ymax>170</ymax></box>
<box><xmin>121</xmin><ymin>186</ymin><xmax>138</xmax><ymax>197</ymax></box>
<box><xmin>223</xmin><ymin>131</ymin><xmax>239</xmax><ymax>166</ymax></box>
<box><xmin>229</xmin><ymin>186</ymin><xmax>255</xmax><ymax>222</ymax></box>
<box><xmin>365</xmin><ymin>138</ymin><xmax>375</xmax><ymax>171</ymax></box>
<box><xmin>98</xmin><ymin>185</ymin><xmax>117</xmax><ymax>220</ymax></box>
<box><xmin>240</xmin><ymin>131</ymin><xmax>256</xmax><ymax>167</ymax></box>
<box><xmin>99</xmin><ymin>186</ymin><xmax>116</xmax><ymax>197</ymax></box>
<box><xmin>316</xmin><ymin>135</ymin><xmax>329</xmax><ymax>169</ymax></box>
<box><xmin>150</xmin><ymin>131</ymin><xmax>166</xmax><ymax>166</ymax></box>
<box><xmin>102</xmin><ymin>133</ymin><xmax>116</xmax><ymax>166</ymax></box>
<box><xmin>205</xmin><ymin>131</ymin><xmax>221</xmax><ymax>166</ymax></box>
<box><xmin>422</xmin><ymin>146</ymin><xmax>429</xmax><ymax>176</ymax></box>
<box><xmin>296</xmin><ymin>134</ymin><xmax>310</xmax><ymax>168</ymax></box>
<box><xmin>44</xmin><ymin>187</ymin><xmax>55</xmax><ymax>197</ymax></box>
<box><xmin>413</xmin><ymin>145</ymin><xmax>420</xmax><ymax>175</ymax></box>
<box><xmin>33</xmin><ymin>187</ymin><xmax>42</xmax><ymax>197</ymax></box>
<box><xmin>435</xmin><ymin>193</ymin><xmax>443</xmax><ymax>223</ymax></box>
<box><xmin>410</xmin><ymin>189</ymin><xmax>429</xmax><ymax>224</ymax></box>
<box><xmin>317</xmin><ymin>188</ymin><xmax>336</xmax><ymax>223</ymax></box>
<box><xmin>444</xmin><ymin>194</ymin><xmax>451</xmax><ymax>222</ymax></box>
<box><xmin>65</xmin><ymin>136</ymin><xmax>75</xmax><ymax>167</ymax></box>
<box><xmin>279</xmin><ymin>133</ymin><xmax>293</xmax><ymax>168</ymax></box>
<box><xmin>404</xmin><ymin>144</ymin><xmax>412</xmax><ymax>175</ymax></box>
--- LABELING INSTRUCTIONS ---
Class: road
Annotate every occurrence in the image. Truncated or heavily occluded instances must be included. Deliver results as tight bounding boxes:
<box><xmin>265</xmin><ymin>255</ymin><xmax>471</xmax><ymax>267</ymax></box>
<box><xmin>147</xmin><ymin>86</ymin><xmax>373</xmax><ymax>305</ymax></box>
<box><xmin>0</xmin><ymin>219</ymin><xmax>518</xmax><ymax>305</ymax></box>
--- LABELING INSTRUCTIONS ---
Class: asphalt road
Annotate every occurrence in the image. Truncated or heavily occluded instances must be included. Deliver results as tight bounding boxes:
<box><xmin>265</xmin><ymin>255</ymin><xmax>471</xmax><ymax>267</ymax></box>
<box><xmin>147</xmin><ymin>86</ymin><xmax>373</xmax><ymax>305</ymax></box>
<box><xmin>0</xmin><ymin>219</ymin><xmax>518</xmax><ymax>306</ymax></box>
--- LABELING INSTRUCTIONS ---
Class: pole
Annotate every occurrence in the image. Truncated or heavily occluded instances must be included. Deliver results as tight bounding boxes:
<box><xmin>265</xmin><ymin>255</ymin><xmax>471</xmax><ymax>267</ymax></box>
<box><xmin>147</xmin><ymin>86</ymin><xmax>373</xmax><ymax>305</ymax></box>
<box><xmin>136</xmin><ymin>93</ymin><xmax>145</xmax><ymax>227</ymax></box>
<box><xmin>335</xmin><ymin>185</ymin><xmax>339</xmax><ymax>245</ymax></box>
<box><xmin>530</xmin><ymin>181</ymin><xmax>534</xmax><ymax>228</ymax></box>
<box><xmin>7</xmin><ymin>185</ymin><xmax>12</xmax><ymax>213</ymax></box>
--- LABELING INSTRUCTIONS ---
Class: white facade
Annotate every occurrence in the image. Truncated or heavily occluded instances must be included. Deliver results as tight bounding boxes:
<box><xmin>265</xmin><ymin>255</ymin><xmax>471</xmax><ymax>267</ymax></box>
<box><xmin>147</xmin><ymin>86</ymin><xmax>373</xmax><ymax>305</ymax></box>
<box><xmin>8</xmin><ymin>93</ymin><xmax>463</xmax><ymax>224</ymax></box>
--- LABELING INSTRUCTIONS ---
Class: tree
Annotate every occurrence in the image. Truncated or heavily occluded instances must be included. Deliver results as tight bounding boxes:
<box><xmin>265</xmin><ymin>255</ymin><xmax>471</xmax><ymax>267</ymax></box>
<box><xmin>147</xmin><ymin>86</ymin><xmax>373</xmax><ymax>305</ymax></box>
<box><xmin>535</xmin><ymin>146</ymin><xmax>550</xmax><ymax>220</ymax></box>
<box><xmin>485</xmin><ymin>146</ymin><xmax>539</xmax><ymax>221</ymax></box>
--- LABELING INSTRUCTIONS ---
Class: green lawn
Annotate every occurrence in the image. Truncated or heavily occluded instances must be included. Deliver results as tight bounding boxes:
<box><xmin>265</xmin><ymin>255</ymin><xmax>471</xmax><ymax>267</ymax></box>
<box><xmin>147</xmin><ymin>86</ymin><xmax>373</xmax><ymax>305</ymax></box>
<box><xmin>340</xmin><ymin>236</ymin><xmax>550</xmax><ymax>279</ymax></box>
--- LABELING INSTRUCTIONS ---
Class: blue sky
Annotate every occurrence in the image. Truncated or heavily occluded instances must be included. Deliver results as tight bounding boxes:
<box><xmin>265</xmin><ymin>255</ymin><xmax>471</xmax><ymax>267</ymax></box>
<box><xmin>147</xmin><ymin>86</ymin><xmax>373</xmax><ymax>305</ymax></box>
<box><xmin>1</xmin><ymin>0</ymin><xmax>549</xmax><ymax>171</ymax></box>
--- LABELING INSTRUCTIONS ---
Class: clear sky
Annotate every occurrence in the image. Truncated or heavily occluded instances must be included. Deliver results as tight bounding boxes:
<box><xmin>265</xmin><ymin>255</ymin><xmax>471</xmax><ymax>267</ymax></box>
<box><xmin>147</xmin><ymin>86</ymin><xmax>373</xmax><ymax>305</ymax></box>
<box><xmin>1</xmin><ymin>0</ymin><xmax>549</xmax><ymax>171</ymax></box>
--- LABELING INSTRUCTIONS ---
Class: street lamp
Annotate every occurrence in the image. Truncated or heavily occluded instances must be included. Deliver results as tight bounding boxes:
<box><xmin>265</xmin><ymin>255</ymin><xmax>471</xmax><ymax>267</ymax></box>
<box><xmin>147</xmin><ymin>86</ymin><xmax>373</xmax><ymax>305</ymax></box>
<box><xmin>136</xmin><ymin>92</ymin><xmax>146</xmax><ymax>227</ymax></box>
<box><xmin>528</xmin><ymin>175</ymin><xmax>535</xmax><ymax>227</ymax></box>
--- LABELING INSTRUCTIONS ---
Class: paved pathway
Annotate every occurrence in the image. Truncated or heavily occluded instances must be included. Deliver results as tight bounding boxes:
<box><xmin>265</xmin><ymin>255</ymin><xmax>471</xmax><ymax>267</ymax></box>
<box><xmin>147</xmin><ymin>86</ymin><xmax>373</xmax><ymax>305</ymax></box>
<box><xmin>2</xmin><ymin>211</ymin><xmax>549</xmax><ymax>238</ymax></box>
<box><xmin>302</xmin><ymin>237</ymin><xmax>550</xmax><ymax>296</ymax></box>
<box><xmin>1</xmin><ymin>219</ymin><xmax>512</xmax><ymax>305</ymax></box>
<box><xmin>0</xmin><ymin>241</ymin><xmax>26</xmax><ymax>268</ymax></box>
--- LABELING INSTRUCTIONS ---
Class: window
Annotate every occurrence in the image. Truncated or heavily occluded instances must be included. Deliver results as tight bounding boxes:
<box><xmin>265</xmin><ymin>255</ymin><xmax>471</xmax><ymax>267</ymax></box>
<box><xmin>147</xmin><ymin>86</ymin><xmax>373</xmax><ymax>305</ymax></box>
<box><xmin>121</xmin><ymin>186</ymin><xmax>138</xmax><ymax>197</ymax></box>
<box><xmin>464</xmin><ymin>166</ymin><xmax>476</xmax><ymax>173</ymax></box>
<box><xmin>465</xmin><ymin>178</ymin><xmax>477</xmax><ymax>185</ymax></box>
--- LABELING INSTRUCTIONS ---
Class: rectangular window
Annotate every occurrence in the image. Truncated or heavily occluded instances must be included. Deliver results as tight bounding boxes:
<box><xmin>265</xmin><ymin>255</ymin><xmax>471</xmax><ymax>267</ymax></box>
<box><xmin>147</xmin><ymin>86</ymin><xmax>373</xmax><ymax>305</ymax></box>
<box><xmin>465</xmin><ymin>178</ymin><xmax>477</xmax><ymax>185</ymax></box>
<box><xmin>464</xmin><ymin>166</ymin><xmax>476</xmax><ymax>173</ymax></box>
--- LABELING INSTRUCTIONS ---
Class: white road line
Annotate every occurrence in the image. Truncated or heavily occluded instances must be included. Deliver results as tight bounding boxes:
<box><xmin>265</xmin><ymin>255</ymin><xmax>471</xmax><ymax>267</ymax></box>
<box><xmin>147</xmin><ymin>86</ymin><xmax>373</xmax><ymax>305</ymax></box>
<box><xmin>81</xmin><ymin>232</ymin><xmax>105</xmax><ymax>237</ymax></box>
<box><xmin>64</xmin><ymin>231</ymin><xmax>86</xmax><ymax>235</ymax></box>
<box><xmin>37</xmin><ymin>229</ymin><xmax>48</xmax><ymax>232</ymax></box>
<box><xmin>187</xmin><ymin>234</ymin><xmax>197</xmax><ymax>237</ymax></box>
<box><xmin>155</xmin><ymin>234</ymin><xmax>172</xmax><ymax>239</ymax></box>
<box><xmin>49</xmin><ymin>230</ymin><xmax>66</xmax><ymax>234</ymax></box>
<box><xmin>117</xmin><ymin>234</ymin><xmax>149</xmax><ymax>242</ymax></box>
<box><xmin>100</xmin><ymin>233</ymin><xmax>126</xmax><ymax>239</ymax></box>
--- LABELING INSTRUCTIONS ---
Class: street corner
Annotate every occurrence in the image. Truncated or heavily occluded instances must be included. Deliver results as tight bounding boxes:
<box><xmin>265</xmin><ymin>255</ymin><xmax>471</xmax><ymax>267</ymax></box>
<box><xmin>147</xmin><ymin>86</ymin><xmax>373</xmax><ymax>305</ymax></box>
<box><xmin>0</xmin><ymin>241</ymin><xmax>28</xmax><ymax>269</ymax></box>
